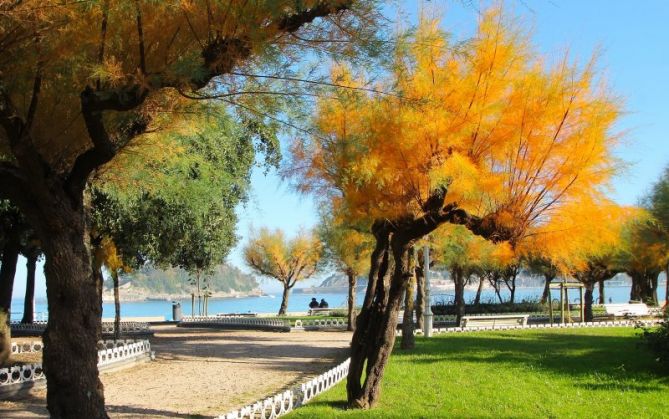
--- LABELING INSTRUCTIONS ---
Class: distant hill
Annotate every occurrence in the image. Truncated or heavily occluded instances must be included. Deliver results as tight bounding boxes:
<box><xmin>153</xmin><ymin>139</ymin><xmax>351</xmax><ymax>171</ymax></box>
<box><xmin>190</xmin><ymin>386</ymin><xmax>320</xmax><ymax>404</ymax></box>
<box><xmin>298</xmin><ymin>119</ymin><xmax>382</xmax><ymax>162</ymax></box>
<box><xmin>103</xmin><ymin>264</ymin><xmax>260</xmax><ymax>301</ymax></box>
<box><xmin>317</xmin><ymin>274</ymin><xmax>368</xmax><ymax>288</ymax></box>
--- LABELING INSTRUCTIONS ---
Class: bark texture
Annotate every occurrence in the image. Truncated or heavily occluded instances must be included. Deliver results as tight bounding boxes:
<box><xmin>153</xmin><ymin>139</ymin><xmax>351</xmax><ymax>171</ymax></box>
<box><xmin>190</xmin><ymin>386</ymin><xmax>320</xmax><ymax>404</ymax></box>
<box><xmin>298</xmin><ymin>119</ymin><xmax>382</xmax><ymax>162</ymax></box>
<box><xmin>42</xmin><ymin>202</ymin><xmax>106</xmax><ymax>418</ymax></box>
<box><xmin>346</xmin><ymin>269</ymin><xmax>357</xmax><ymax>332</ymax></box>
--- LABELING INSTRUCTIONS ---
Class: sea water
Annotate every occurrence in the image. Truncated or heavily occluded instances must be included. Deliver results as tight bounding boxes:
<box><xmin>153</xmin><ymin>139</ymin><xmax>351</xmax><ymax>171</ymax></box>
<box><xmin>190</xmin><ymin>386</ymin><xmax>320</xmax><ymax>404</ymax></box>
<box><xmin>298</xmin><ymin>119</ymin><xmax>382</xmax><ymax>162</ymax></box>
<box><xmin>9</xmin><ymin>284</ymin><xmax>666</xmax><ymax>322</ymax></box>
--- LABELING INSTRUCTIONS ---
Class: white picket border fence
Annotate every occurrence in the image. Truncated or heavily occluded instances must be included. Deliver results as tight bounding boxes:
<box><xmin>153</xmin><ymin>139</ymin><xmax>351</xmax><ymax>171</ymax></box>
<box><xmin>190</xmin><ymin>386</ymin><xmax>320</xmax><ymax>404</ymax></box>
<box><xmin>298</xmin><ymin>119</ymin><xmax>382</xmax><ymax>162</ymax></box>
<box><xmin>181</xmin><ymin>316</ymin><xmax>290</xmax><ymax>329</ymax></box>
<box><xmin>10</xmin><ymin>321</ymin><xmax>152</xmax><ymax>335</ymax></box>
<box><xmin>1</xmin><ymin>339</ymin><xmax>153</xmax><ymax>391</ymax></box>
<box><xmin>293</xmin><ymin>318</ymin><xmax>348</xmax><ymax>330</ymax></box>
<box><xmin>219</xmin><ymin>358</ymin><xmax>350</xmax><ymax>419</ymax></box>
<box><xmin>399</xmin><ymin>319</ymin><xmax>664</xmax><ymax>336</ymax></box>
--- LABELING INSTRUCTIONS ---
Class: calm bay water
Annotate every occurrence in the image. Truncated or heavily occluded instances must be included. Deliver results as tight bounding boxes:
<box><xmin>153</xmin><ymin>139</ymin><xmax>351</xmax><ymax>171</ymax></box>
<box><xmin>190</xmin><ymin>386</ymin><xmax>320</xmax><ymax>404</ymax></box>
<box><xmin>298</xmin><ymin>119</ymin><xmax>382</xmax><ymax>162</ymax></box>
<box><xmin>10</xmin><ymin>284</ymin><xmax>666</xmax><ymax>322</ymax></box>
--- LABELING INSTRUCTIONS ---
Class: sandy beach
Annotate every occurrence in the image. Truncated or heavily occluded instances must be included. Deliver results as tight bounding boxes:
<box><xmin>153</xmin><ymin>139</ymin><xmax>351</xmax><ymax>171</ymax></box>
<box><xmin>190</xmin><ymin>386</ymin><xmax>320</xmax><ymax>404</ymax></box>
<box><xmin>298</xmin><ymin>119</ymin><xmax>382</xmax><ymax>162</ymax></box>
<box><xmin>0</xmin><ymin>325</ymin><xmax>352</xmax><ymax>418</ymax></box>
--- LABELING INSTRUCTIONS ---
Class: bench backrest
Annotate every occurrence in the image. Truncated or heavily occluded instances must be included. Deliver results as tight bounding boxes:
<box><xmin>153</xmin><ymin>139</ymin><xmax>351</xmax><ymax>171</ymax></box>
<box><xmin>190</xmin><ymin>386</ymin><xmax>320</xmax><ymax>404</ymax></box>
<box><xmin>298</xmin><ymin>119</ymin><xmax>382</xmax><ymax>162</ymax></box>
<box><xmin>604</xmin><ymin>303</ymin><xmax>649</xmax><ymax>316</ymax></box>
<box><xmin>461</xmin><ymin>315</ymin><xmax>528</xmax><ymax>327</ymax></box>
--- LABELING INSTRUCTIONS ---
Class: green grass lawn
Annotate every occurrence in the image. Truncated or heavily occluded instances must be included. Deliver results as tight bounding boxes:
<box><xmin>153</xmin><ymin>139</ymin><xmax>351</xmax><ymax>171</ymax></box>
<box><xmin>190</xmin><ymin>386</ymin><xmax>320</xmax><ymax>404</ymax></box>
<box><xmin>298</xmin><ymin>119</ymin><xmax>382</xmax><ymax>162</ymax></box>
<box><xmin>288</xmin><ymin>327</ymin><xmax>669</xmax><ymax>418</ymax></box>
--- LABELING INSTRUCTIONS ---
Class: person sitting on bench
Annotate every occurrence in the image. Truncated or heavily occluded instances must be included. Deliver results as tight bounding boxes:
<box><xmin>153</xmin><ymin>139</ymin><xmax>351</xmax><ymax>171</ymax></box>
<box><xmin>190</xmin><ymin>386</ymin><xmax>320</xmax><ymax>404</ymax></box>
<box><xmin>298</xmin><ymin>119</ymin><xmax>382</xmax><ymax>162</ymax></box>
<box><xmin>309</xmin><ymin>298</ymin><xmax>319</xmax><ymax>309</ymax></box>
<box><xmin>319</xmin><ymin>298</ymin><xmax>329</xmax><ymax>308</ymax></box>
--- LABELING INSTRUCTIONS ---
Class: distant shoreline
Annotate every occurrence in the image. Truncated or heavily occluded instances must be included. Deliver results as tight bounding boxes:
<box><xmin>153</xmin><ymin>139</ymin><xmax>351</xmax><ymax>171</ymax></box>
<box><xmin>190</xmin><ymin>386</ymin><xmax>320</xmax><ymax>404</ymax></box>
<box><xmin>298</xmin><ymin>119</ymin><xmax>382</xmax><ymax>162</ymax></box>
<box><xmin>101</xmin><ymin>288</ymin><xmax>265</xmax><ymax>303</ymax></box>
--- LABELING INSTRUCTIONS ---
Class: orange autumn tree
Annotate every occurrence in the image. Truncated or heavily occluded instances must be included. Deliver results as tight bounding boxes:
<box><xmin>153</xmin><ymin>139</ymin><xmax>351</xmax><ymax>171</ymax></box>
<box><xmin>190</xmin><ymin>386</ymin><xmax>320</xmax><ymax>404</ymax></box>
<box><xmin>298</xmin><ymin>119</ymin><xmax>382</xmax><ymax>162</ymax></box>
<box><xmin>0</xmin><ymin>2</ymin><xmax>377</xmax><ymax>415</ymax></box>
<box><xmin>244</xmin><ymin>228</ymin><xmax>322</xmax><ymax>315</ymax></box>
<box><xmin>520</xmin><ymin>199</ymin><xmax>633</xmax><ymax>320</ymax></box>
<box><xmin>289</xmin><ymin>7</ymin><xmax>621</xmax><ymax>409</ymax></box>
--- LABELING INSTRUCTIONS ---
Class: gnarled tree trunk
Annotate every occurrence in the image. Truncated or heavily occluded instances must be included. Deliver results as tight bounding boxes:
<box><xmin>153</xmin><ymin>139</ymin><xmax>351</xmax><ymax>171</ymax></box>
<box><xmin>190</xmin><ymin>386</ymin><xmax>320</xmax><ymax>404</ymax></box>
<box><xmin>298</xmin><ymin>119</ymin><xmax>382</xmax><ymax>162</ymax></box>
<box><xmin>0</xmin><ymin>234</ymin><xmax>20</xmax><ymax>366</ymax></box>
<box><xmin>347</xmin><ymin>221</ymin><xmax>392</xmax><ymax>408</ymax></box>
<box><xmin>21</xmin><ymin>250</ymin><xmax>38</xmax><ymax>324</ymax></box>
<box><xmin>346</xmin><ymin>269</ymin><xmax>357</xmax><ymax>331</ymax></box>
<box><xmin>598</xmin><ymin>279</ymin><xmax>606</xmax><ymax>304</ymax></box>
<box><xmin>348</xmin><ymin>229</ymin><xmax>411</xmax><ymax>409</ymax></box>
<box><xmin>36</xmin><ymin>193</ymin><xmax>106</xmax><ymax>418</ymax></box>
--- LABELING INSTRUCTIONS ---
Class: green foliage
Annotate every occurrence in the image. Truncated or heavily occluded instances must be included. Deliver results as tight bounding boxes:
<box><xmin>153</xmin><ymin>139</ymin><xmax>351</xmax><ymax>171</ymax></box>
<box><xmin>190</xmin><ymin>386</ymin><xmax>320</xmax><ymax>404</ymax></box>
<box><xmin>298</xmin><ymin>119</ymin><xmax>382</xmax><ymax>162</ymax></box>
<box><xmin>640</xmin><ymin>308</ymin><xmax>669</xmax><ymax>366</ymax></box>
<box><xmin>431</xmin><ymin>298</ymin><xmax>544</xmax><ymax>315</ymax></box>
<box><xmin>92</xmin><ymin>110</ymin><xmax>274</xmax><ymax>274</ymax></box>
<box><xmin>288</xmin><ymin>328</ymin><xmax>669</xmax><ymax>418</ymax></box>
<box><xmin>109</xmin><ymin>263</ymin><xmax>258</xmax><ymax>295</ymax></box>
<box><xmin>645</xmin><ymin>165</ymin><xmax>669</xmax><ymax>234</ymax></box>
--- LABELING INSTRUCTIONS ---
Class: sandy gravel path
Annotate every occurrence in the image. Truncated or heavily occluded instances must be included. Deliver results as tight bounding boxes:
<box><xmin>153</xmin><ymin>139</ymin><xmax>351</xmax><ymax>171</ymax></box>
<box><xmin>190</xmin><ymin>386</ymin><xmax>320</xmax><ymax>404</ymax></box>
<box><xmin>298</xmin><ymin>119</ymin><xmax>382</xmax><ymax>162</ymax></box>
<box><xmin>0</xmin><ymin>325</ymin><xmax>352</xmax><ymax>418</ymax></box>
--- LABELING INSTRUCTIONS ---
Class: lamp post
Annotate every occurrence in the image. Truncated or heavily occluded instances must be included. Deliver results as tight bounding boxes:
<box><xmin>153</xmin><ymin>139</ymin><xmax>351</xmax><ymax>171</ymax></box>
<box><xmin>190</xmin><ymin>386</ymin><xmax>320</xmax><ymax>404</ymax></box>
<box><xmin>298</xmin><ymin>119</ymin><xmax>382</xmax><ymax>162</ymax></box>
<box><xmin>423</xmin><ymin>245</ymin><xmax>433</xmax><ymax>337</ymax></box>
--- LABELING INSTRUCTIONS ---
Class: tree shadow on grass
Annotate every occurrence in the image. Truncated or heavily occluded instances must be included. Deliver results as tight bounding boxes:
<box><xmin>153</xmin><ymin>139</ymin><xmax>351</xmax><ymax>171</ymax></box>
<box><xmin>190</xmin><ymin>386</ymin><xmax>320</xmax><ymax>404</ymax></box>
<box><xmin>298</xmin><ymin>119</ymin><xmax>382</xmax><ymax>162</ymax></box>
<box><xmin>405</xmin><ymin>330</ymin><xmax>669</xmax><ymax>390</ymax></box>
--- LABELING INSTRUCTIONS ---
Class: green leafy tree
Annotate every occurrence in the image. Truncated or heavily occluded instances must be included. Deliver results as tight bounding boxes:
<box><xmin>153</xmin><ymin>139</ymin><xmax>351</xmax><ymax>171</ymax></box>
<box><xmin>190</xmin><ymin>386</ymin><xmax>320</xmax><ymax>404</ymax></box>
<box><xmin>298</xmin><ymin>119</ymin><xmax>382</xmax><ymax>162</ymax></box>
<box><xmin>319</xmin><ymin>209</ymin><xmax>371</xmax><ymax>331</ymax></box>
<box><xmin>644</xmin><ymin>166</ymin><xmax>669</xmax><ymax>307</ymax></box>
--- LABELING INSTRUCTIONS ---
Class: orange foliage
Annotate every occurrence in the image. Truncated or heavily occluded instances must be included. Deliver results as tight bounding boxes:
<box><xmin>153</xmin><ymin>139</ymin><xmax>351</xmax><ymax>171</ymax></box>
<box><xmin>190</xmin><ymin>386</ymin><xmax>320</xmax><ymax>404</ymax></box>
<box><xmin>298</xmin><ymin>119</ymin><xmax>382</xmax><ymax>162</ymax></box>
<box><xmin>290</xmin><ymin>7</ymin><xmax>621</xmax><ymax>245</ymax></box>
<box><xmin>243</xmin><ymin>227</ymin><xmax>322</xmax><ymax>288</ymax></box>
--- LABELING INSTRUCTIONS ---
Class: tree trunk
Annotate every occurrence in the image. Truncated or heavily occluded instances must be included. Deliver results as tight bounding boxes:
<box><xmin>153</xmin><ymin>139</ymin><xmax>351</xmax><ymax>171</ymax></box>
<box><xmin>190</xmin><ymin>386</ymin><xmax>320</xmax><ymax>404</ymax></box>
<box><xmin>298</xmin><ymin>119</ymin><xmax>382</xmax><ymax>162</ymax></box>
<box><xmin>21</xmin><ymin>251</ymin><xmax>38</xmax><ymax>324</ymax></box>
<box><xmin>347</xmin><ymin>222</ymin><xmax>390</xmax><ymax>406</ymax></box>
<box><xmin>348</xmin><ymin>232</ymin><xmax>410</xmax><ymax>409</ymax></box>
<box><xmin>453</xmin><ymin>267</ymin><xmax>465</xmax><ymax>326</ymax></box>
<box><xmin>401</xmin><ymin>248</ymin><xmax>415</xmax><ymax>350</ymax></box>
<box><xmin>39</xmin><ymin>201</ymin><xmax>106</xmax><ymax>418</ymax></box>
<box><xmin>278</xmin><ymin>284</ymin><xmax>290</xmax><ymax>316</ymax></box>
<box><xmin>347</xmin><ymin>269</ymin><xmax>357</xmax><ymax>332</ymax></box>
<box><xmin>415</xmin><ymin>265</ymin><xmax>425</xmax><ymax>330</ymax></box>
<box><xmin>488</xmin><ymin>273</ymin><xmax>503</xmax><ymax>303</ymax></box>
<box><xmin>474</xmin><ymin>276</ymin><xmax>484</xmax><ymax>305</ymax></box>
<box><xmin>665</xmin><ymin>265</ymin><xmax>669</xmax><ymax>308</ymax></box>
<box><xmin>630</xmin><ymin>271</ymin><xmax>658</xmax><ymax>305</ymax></box>
<box><xmin>111</xmin><ymin>269</ymin><xmax>121</xmax><ymax>341</ymax></box>
<box><xmin>0</xmin><ymin>235</ymin><xmax>20</xmax><ymax>366</ymax></box>
<box><xmin>196</xmin><ymin>271</ymin><xmax>202</xmax><ymax>316</ymax></box>
<box><xmin>541</xmin><ymin>275</ymin><xmax>553</xmax><ymax>305</ymax></box>
<box><xmin>507</xmin><ymin>269</ymin><xmax>517</xmax><ymax>304</ymax></box>
<box><xmin>584</xmin><ymin>281</ymin><xmax>595</xmax><ymax>322</ymax></box>
<box><xmin>598</xmin><ymin>280</ymin><xmax>606</xmax><ymax>304</ymax></box>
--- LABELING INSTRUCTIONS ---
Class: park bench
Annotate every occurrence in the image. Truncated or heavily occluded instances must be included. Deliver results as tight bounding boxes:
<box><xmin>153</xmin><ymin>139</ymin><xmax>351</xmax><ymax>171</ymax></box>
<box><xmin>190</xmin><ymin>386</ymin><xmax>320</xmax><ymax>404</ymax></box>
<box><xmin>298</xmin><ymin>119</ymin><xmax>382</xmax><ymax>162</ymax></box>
<box><xmin>604</xmin><ymin>303</ymin><xmax>650</xmax><ymax>318</ymax></box>
<box><xmin>308</xmin><ymin>308</ymin><xmax>332</xmax><ymax>316</ymax></box>
<box><xmin>460</xmin><ymin>314</ymin><xmax>529</xmax><ymax>328</ymax></box>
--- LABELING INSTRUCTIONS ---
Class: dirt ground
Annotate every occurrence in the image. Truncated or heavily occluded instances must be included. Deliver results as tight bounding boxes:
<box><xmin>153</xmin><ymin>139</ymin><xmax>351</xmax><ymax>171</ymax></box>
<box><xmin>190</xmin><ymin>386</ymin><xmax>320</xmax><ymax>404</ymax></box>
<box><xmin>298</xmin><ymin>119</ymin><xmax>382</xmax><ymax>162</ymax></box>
<box><xmin>0</xmin><ymin>325</ymin><xmax>352</xmax><ymax>418</ymax></box>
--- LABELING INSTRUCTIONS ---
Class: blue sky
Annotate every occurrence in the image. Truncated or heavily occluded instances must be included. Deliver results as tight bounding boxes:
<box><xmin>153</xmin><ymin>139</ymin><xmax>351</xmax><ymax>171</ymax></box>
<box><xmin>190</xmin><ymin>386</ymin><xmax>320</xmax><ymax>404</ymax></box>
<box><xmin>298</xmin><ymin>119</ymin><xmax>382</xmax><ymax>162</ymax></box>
<box><xmin>13</xmin><ymin>0</ymin><xmax>669</xmax><ymax>299</ymax></box>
